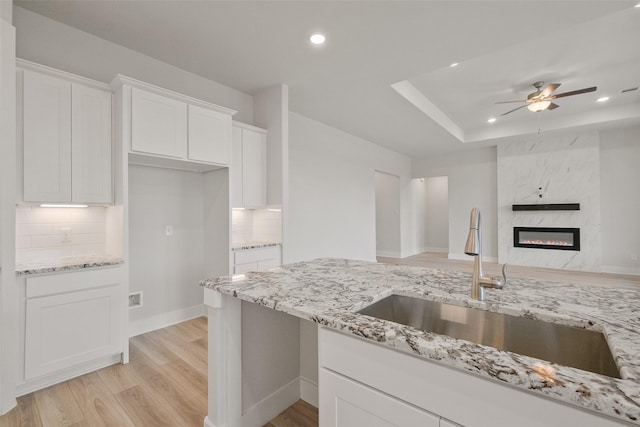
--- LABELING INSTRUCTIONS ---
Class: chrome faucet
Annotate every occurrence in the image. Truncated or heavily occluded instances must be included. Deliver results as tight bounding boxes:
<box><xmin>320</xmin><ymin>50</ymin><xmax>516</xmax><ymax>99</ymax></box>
<box><xmin>464</xmin><ymin>208</ymin><xmax>507</xmax><ymax>301</ymax></box>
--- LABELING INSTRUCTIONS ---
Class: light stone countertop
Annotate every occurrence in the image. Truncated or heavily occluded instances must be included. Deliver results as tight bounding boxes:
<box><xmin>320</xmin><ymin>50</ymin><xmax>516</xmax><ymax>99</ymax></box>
<box><xmin>231</xmin><ymin>241</ymin><xmax>281</xmax><ymax>251</ymax></box>
<box><xmin>16</xmin><ymin>254</ymin><xmax>124</xmax><ymax>275</ymax></box>
<box><xmin>201</xmin><ymin>257</ymin><xmax>640</xmax><ymax>425</ymax></box>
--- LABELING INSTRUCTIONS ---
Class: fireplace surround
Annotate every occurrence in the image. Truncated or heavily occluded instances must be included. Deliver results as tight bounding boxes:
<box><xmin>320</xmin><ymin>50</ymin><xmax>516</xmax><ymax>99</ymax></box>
<box><xmin>513</xmin><ymin>227</ymin><xmax>580</xmax><ymax>251</ymax></box>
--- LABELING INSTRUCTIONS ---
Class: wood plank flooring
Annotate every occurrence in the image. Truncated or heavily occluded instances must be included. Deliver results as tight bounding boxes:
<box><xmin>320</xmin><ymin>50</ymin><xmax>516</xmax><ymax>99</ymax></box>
<box><xmin>0</xmin><ymin>317</ymin><xmax>209</xmax><ymax>427</ymax></box>
<box><xmin>1</xmin><ymin>253</ymin><xmax>636</xmax><ymax>427</ymax></box>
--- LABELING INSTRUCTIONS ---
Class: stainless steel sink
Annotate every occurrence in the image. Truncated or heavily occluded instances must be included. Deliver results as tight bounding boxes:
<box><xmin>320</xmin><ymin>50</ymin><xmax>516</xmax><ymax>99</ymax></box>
<box><xmin>357</xmin><ymin>294</ymin><xmax>620</xmax><ymax>378</ymax></box>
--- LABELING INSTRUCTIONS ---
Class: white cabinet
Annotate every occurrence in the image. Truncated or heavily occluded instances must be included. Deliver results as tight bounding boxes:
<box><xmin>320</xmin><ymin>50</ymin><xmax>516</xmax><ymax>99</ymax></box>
<box><xmin>23</xmin><ymin>267</ymin><xmax>124</xmax><ymax>382</ymax></box>
<box><xmin>188</xmin><ymin>104</ymin><xmax>231</xmax><ymax>164</ymax></box>
<box><xmin>231</xmin><ymin>122</ymin><xmax>267</xmax><ymax>208</ymax></box>
<box><xmin>22</xmin><ymin>70</ymin><xmax>72</xmax><ymax>202</ymax></box>
<box><xmin>233</xmin><ymin>245</ymin><xmax>280</xmax><ymax>274</ymax></box>
<box><xmin>124</xmin><ymin>82</ymin><xmax>234</xmax><ymax>169</ymax></box>
<box><xmin>320</xmin><ymin>368</ymin><xmax>440</xmax><ymax>427</ymax></box>
<box><xmin>71</xmin><ymin>84</ymin><xmax>113</xmax><ymax>203</ymax></box>
<box><xmin>20</xmin><ymin>63</ymin><xmax>112</xmax><ymax>204</ymax></box>
<box><xmin>131</xmin><ymin>87</ymin><xmax>187</xmax><ymax>159</ymax></box>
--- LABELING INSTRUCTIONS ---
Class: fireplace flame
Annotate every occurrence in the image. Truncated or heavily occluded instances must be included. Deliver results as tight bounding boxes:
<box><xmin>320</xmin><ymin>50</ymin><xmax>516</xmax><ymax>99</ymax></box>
<box><xmin>520</xmin><ymin>239</ymin><xmax>572</xmax><ymax>246</ymax></box>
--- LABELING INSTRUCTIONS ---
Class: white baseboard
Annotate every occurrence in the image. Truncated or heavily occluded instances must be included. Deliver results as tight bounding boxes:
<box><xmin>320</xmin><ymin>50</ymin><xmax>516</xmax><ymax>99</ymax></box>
<box><xmin>203</xmin><ymin>416</ymin><xmax>217</xmax><ymax>427</ymax></box>
<box><xmin>241</xmin><ymin>376</ymin><xmax>300</xmax><ymax>427</ymax></box>
<box><xmin>376</xmin><ymin>250</ymin><xmax>402</xmax><ymax>258</ymax></box>
<box><xmin>448</xmin><ymin>253</ymin><xmax>498</xmax><ymax>263</ymax></box>
<box><xmin>423</xmin><ymin>246</ymin><xmax>448</xmax><ymax>253</ymax></box>
<box><xmin>601</xmin><ymin>265</ymin><xmax>640</xmax><ymax>276</ymax></box>
<box><xmin>16</xmin><ymin>353</ymin><xmax>121</xmax><ymax>397</ymax></box>
<box><xmin>129</xmin><ymin>304</ymin><xmax>205</xmax><ymax>337</ymax></box>
<box><xmin>300</xmin><ymin>376</ymin><xmax>319</xmax><ymax>408</ymax></box>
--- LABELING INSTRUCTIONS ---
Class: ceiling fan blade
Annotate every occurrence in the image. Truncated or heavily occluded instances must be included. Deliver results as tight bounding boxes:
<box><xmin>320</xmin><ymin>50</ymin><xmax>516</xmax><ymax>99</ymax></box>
<box><xmin>501</xmin><ymin>104</ymin><xmax>528</xmax><ymax>116</ymax></box>
<box><xmin>540</xmin><ymin>83</ymin><xmax>561</xmax><ymax>98</ymax></box>
<box><xmin>549</xmin><ymin>86</ymin><xmax>597</xmax><ymax>99</ymax></box>
<box><xmin>495</xmin><ymin>100</ymin><xmax>527</xmax><ymax>104</ymax></box>
<box><xmin>547</xmin><ymin>102</ymin><xmax>560</xmax><ymax>110</ymax></box>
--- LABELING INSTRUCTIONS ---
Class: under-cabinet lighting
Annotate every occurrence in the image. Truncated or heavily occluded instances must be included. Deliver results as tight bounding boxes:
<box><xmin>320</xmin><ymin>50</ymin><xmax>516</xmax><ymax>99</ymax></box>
<box><xmin>267</xmin><ymin>208</ymin><xmax>282</xmax><ymax>212</ymax></box>
<box><xmin>596</xmin><ymin>96</ymin><xmax>610</xmax><ymax>103</ymax></box>
<box><xmin>232</xmin><ymin>207</ymin><xmax>246</xmax><ymax>211</ymax></box>
<box><xmin>487</xmin><ymin>117</ymin><xmax>496</xmax><ymax>124</ymax></box>
<box><xmin>40</xmin><ymin>204</ymin><xmax>88</xmax><ymax>208</ymax></box>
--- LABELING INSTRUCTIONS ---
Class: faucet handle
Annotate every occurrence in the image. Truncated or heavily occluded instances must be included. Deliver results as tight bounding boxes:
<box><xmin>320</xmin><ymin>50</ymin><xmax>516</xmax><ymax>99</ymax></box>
<box><xmin>501</xmin><ymin>263</ymin><xmax>508</xmax><ymax>285</ymax></box>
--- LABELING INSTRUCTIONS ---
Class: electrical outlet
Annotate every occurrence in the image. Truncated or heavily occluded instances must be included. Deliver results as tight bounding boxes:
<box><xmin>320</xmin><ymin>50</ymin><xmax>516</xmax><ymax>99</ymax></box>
<box><xmin>165</xmin><ymin>225</ymin><xmax>173</xmax><ymax>236</ymax></box>
<box><xmin>60</xmin><ymin>227</ymin><xmax>72</xmax><ymax>243</ymax></box>
<box><xmin>631</xmin><ymin>254</ymin><xmax>638</xmax><ymax>262</ymax></box>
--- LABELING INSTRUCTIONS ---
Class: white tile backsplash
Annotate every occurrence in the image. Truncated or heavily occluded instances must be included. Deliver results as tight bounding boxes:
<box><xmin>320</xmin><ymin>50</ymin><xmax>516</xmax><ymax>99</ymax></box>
<box><xmin>231</xmin><ymin>208</ymin><xmax>282</xmax><ymax>245</ymax></box>
<box><xmin>16</xmin><ymin>206</ymin><xmax>107</xmax><ymax>263</ymax></box>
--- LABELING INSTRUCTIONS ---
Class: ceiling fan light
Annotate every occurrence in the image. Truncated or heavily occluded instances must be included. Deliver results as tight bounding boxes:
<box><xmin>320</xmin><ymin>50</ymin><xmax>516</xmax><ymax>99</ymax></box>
<box><xmin>527</xmin><ymin>100</ymin><xmax>551</xmax><ymax>112</ymax></box>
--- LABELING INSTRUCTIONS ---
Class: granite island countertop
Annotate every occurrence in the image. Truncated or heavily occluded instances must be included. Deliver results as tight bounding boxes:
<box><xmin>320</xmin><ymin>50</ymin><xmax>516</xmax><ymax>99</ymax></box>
<box><xmin>16</xmin><ymin>254</ymin><xmax>124</xmax><ymax>275</ymax></box>
<box><xmin>201</xmin><ymin>257</ymin><xmax>640</xmax><ymax>425</ymax></box>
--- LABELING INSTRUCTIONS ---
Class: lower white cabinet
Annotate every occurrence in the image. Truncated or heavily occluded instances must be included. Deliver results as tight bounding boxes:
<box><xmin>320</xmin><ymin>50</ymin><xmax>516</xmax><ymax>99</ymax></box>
<box><xmin>20</xmin><ymin>267</ymin><xmax>125</xmax><ymax>389</ymax></box>
<box><xmin>320</xmin><ymin>368</ymin><xmax>440</xmax><ymax>427</ymax></box>
<box><xmin>233</xmin><ymin>245</ymin><xmax>281</xmax><ymax>274</ymax></box>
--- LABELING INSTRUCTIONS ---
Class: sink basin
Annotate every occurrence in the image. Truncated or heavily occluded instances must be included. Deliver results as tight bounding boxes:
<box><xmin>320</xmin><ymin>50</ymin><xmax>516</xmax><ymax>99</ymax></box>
<box><xmin>357</xmin><ymin>294</ymin><xmax>620</xmax><ymax>378</ymax></box>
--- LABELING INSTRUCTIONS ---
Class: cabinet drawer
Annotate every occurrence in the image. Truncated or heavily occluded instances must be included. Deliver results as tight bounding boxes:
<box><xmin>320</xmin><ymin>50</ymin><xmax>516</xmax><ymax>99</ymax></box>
<box><xmin>234</xmin><ymin>246</ymin><xmax>280</xmax><ymax>265</ymax></box>
<box><xmin>26</xmin><ymin>267</ymin><xmax>122</xmax><ymax>299</ymax></box>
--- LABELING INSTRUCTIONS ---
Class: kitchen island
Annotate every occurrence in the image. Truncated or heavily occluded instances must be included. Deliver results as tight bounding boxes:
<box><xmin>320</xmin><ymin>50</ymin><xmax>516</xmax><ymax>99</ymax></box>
<box><xmin>201</xmin><ymin>258</ymin><xmax>640</xmax><ymax>426</ymax></box>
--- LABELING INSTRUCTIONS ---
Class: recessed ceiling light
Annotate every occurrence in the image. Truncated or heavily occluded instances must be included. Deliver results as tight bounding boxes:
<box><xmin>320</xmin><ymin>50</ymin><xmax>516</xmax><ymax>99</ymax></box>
<box><xmin>487</xmin><ymin>117</ymin><xmax>496</xmax><ymax>124</ymax></box>
<box><xmin>635</xmin><ymin>3</ymin><xmax>640</xmax><ymax>7</ymax></box>
<box><xmin>310</xmin><ymin>33</ymin><xmax>326</xmax><ymax>45</ymax></box>
<box><xmin>450</xmin><ymin>62</ymin><xmax>459</xmax><ymax>68</ymax></box>
<box><xmin>596</xmin><ymin>96</ymin><xmax>610</xmax><ymax>103</ymax></box>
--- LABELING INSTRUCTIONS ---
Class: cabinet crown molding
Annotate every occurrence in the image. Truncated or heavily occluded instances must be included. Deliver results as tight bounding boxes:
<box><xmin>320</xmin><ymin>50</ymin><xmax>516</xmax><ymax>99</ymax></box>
<box><xmin>111</xmin><ymin>74</ymin><xmax>237</xmax><ymax>116</ymax></box>
<box><xmin>232</xmin><ymin>120</ymin><xmax>267</xmax><ymax>134</ymax></box>
<box><xmin>17</xmin><ymin>58</ymin><xmax>111</xmax><ymax>91</ymax></box>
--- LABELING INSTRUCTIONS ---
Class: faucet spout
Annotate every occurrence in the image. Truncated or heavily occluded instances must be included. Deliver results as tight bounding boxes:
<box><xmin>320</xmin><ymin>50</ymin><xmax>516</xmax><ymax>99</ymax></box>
<box><xmin>464</xmin><ymin>208</ymin><xmax>508</xmax><ymax>301</ymax></box>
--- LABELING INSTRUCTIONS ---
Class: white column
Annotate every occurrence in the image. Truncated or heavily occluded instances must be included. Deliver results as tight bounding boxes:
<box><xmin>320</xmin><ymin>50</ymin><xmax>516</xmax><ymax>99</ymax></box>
<box><xmin>204</xmin><ymin>288</ymin><xmax>242</xmax><ymax>427</ymax></box>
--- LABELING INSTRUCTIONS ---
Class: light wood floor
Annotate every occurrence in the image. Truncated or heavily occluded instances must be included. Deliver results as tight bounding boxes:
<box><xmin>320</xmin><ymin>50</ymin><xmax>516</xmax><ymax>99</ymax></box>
<box><xmin>378</xmin><ymin>251</ymin><xmax>640</xmax><ymax>290</ymax></box>
<box><xmin>0</xmin><ymin>316</ymin><xmax>317</xmax><ymax>427</ymax></box>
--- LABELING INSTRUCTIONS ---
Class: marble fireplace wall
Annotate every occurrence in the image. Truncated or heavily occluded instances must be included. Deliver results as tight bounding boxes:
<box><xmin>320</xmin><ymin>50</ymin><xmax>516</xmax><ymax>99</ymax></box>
<box><xmin>497</xmin><ymin>132</ymin><xmax>601</xmax><ymax>271</ymax></box>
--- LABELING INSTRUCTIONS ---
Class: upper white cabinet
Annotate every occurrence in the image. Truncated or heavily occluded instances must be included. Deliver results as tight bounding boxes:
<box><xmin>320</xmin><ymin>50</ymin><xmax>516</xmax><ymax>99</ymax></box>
<box><xmin>231</xmin><ymin>122</ymin><xmax>267</xmax><ymax>208</ymax></box>
<box><xmin>19</xmin><ymin>61</ymin><xmax>112</xmax><ymax>204</ymax></box>
<box><xmin>131</xmin><ymin>87</ymin><xmax>187</xmax><ymax>159</ymax></box>
<box><xmin>188</xmin><ymin>104</ymin><xmax>231</xmax><ymax>165</ymax></box>
<box><xmin>113</xmin><ymin>76</ymin><xmax>236</xmax><ymax>171</ymax></box>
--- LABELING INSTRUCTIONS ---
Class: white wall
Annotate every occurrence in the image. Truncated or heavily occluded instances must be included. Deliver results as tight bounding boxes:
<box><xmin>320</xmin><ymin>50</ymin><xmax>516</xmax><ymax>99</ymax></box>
<box><xmin>13</xmin><ymin>6</ymin><xmax>253</xmax><ymax>122</ymax></box>
<box><xmin>128</xmin><ymin>165</ymin><xmax>206</xmax><ymax>335</ymax></box>
<box><xmin>600</xmin><ymin>126</ymin><xmax>640</xmax><ymax>275</ymax></box>
<box><xmin>409</xmin><ymin>179</ymin><xmax>428</xmax><ymax>254</ymax></box>
<box><xmin>375</xmin><ymin>171</ymin><xmax>401</xmax><ymax>257</ymax></box>
<box><xmin>413</xmin><ymin>146</ymin><xmax>497</xmax><ymax>261</ymax></box>
<box><xmin>424</xmin><ymin>176</ymin><xmax>449</xmax><ymax>252</ymax></box>
<box><xmin>287</xmin><ymin>112</ymin><xmax>414</xmax><ymax>263</ymax></box>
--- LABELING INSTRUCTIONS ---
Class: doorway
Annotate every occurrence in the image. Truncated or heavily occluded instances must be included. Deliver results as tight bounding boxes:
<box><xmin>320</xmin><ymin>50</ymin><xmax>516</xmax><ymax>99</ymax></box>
<box><xmin>418</xmin><ymin>176</ymin><xmax>449</xmax><ymax>253</ymax></box>
<box><xmin>375</xmin><ymin>171</ymin><xmax>401</xmax><ymax>258</ymax></box>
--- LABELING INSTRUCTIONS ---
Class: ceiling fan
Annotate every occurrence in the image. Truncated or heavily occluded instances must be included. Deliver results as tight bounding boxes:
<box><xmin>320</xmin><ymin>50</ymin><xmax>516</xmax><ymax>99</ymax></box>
<box><xmin>496</xmin><ymin>81</ymin><xmax>597</xmax><ymax>116</ymax></box>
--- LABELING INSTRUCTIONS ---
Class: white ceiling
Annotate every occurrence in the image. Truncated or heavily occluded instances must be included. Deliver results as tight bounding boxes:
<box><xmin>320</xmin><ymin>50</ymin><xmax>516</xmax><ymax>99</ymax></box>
<box><xmin>14</xmin><ymin>1</ymin><xmax>640</xmax><ymax>157</ymax></box>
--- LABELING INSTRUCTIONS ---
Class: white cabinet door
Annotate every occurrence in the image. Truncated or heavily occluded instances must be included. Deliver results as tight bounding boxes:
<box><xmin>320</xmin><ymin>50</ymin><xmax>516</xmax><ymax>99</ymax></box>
<box><xmin>131</xmin><ymin>87</ymin><xmax>187</xmax><ymax>159</ymax></box>
<box><xmin>241</xmin><ymin>128</ymin><xmax>266</xmax><ymax>207</ymax></box>
<box><xmin>24</xmin><ymin>283</ymin><xmax>123</xmax><ymax>380</ymax></box>
<box><xmin>22</xmin><ymin>70</ymin><xmax>72</xmax><ymax>202</ymax></box>
<box><xmin>71</xmin><ymin>83</ymin><xmax>112</xmax><ymax>203</ymax></box>
<box><xmin>320</xmin><ymin>368</ymin><xmax>440</xmax><ymax>427</ymax></box>
<box><xmin>231</xmin><ymin>126</ymin><xmax>243</xmax><ymax>207</ymax></box>
<box><xmin>188</xmin><ymin>104</ymin><xmax>230</xmax><ymax>165</ymax></box>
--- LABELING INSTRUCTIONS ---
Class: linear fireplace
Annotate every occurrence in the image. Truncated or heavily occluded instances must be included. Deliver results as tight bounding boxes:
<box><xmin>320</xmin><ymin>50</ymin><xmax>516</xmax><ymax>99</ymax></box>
<box><xmin>513</xmin><ymin>227</ymin><xmax>580</xmax><ymax>251</ymax></box>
